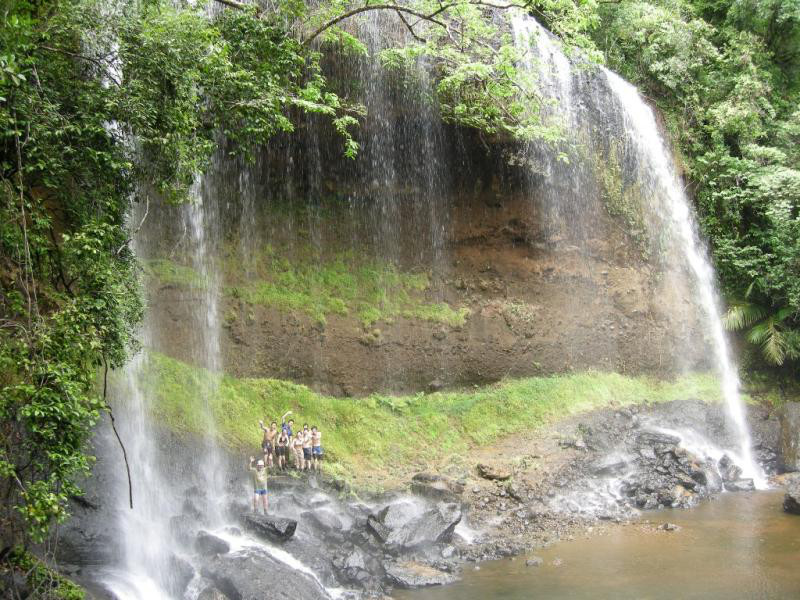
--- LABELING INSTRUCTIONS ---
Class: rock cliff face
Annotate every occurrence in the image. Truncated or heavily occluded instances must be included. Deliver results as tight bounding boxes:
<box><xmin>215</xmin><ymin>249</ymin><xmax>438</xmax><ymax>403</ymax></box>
<box><xmin>142</xmin><ymin>154</ymin><xmax>708</xmax><ymax>396</ymax></box>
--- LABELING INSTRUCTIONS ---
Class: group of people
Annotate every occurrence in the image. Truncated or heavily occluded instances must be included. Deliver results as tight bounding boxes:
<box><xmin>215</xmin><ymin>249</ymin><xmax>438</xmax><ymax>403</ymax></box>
<box><xmin>247</xmin><ymin>411</ymin><xmax>324</xmax><ymax>514</ymax></box>
<box><xmin>258</xmin><ymin>410</ymin><xmax>323</xmax><ymax>472</ymax></box>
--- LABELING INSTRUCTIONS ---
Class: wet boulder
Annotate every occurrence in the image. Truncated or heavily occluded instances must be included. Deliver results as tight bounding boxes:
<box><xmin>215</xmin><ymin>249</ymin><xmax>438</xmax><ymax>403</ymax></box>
<box><xmin>411</xmin><ymin>473</ymin><xmax>465</xmax><ymax>501</ymax></box>
<box><xmin>195</xmin><ymin>531</ymin><xmax>230</xmax><ymax>556</ymax></box>
<box><xmin>367</xmin><ymin>501</ymin><xmax>462</xmax><ymax>551</ymax></box>
<box><xmin>202</xmin><ymin>549</ymin><xmax>329</xmax><ymax>600</ymax></box>
<box><xmin>779</xmin><ymin>402</ymin><xmax>800</xmax><ymax>472</ymax></box>
<box><xmin>718</xmin><ymin>455</ymin><xmax>742</xmax><ymax>483</ymax></box>
<box><xmin>197</xmin><ymin>586</ymin><xmax>230</xmax><ymax>600</ymax></box>
<box><xmin>384</xmin><ymin>561</ymin><xmax>459</xmax><ymax>588</ymax></box>
<box><xmin>167</xmin><ymin>554</ymin><xmax>196</xmax><ymax>598</ymax></box>
<box><xmin>783</xmin><ymin>480</ymin><xmax>800</xmax><ymax>515</ymax></box>
<box><xmin>301</xmin><ymin>508</ymin><xmax>344</xmax><ymax>532</ymax></box>
<box><xmin>333</xmin><ymin>546</ymin><xmax>384</xmax><ymax>589</ymax></box>
<box><xmin>241</xmin><ymin>513</ymin><xmax>296</xmax><ymax>542</ymax></box>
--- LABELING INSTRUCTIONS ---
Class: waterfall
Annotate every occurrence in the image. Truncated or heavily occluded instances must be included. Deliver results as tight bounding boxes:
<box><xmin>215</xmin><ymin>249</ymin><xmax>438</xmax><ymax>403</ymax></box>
<box><xmin>602</xmin><ymin>71</ymin><xmax>764</xmax><ymax>487</ymax></box>
<box><xmin>512</xmin><ymin>12</ymin><xmax>764</xmax><ymax>486</ymax></box>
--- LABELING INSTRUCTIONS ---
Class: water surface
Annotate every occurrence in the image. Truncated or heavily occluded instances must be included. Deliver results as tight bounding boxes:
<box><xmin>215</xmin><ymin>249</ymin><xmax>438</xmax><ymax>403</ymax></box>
<box><xmin>398</xmin><ymin>491</ymin><xmax>800</xmax><ymax>600</ymax></box>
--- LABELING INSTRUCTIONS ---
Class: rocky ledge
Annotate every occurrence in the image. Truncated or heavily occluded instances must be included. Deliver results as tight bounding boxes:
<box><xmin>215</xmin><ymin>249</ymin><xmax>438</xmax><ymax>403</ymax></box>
<box><xmin>58</xmin><ymin>398</ymin><xmax>793</xmax><ymax>599</ymax></box>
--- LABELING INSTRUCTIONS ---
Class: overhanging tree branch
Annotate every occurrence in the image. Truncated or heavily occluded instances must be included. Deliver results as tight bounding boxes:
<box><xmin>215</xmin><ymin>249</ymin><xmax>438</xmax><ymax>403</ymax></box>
<box><xmin>303</xmin><ymin>4</ymin><xmax>451</xmax><ymax>46</ymax></box>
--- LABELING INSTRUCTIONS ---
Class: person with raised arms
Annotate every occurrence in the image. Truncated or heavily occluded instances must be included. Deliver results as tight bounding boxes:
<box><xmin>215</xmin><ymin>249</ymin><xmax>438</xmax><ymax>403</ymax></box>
<box><xmin>259</xmin><ymin>419</ymin><xmax>278</xmax><ymax>468</ymax></box>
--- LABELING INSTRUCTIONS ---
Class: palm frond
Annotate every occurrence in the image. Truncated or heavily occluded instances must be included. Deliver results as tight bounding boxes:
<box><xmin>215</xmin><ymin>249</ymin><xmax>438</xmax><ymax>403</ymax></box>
<box><xmin>723</xmin><ymin>302</ymin><xmax>768</xmax><ymax>331</ymax></box>
<box><xmin>748</xmin><ymin>319</ymin><xmax>787</xmax><ymax>365</ymax></box>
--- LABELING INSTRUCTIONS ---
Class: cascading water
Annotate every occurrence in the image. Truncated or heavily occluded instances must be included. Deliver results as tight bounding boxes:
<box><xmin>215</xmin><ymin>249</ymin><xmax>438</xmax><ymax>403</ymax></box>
<box><xmin>602</xmin><ymin>71</ymin><xmax>765</xmax><ymax>487</ymax></box>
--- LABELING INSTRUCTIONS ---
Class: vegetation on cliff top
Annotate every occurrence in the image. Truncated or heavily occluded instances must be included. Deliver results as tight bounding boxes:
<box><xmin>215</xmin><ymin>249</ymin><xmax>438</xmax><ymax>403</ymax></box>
<box><xmin>139</xmin><ymin>352</ymin><xmax>725</xmax><ymax>485</ymax></box>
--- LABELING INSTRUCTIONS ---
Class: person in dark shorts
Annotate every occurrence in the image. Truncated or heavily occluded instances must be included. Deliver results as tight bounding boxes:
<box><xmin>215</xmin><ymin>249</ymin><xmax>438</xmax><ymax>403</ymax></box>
<box><xmin>311</xmin><ymin>426</ymin><xmax>323</xmax><ymax>471</ymax></box>
<box><xmin>248</xmin><ymin>456</ymin><xmax>269</xmax><ymax>514</ymax></box>
<box><xmin>301</xmin><ymin>424</ymin><xmax>313</xmax><ymax>471</ymax></box>
<box><xmin>259</xmin><ymin>420</ymin><xmax>278</xmax><ymax>467</ymax></box>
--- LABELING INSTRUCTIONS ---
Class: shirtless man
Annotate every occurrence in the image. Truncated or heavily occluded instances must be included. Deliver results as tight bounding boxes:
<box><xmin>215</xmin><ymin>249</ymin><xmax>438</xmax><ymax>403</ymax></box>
<box><xmin>248</xmin><ymin>456</ymin><xmax>269</xmax><ymax>514</ymax></box>
<box><xmin>259</xmin><ymin>420</ymin><xmax>278</xmax><ymax>467</ymax></box>
<box><xmin>311</xmin><ymin>426</ymin><xmax>323</xmax><ymax>471</ymax></box>
<box><xmin>301</xmin><ymin>424</ymin><xmax>313</xmax><ymax>471</ymax></box>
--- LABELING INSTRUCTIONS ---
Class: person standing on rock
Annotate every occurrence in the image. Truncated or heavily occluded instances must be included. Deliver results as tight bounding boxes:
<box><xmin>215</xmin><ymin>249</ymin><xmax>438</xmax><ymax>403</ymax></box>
<box><xmin>292</xmin><ymin>428</ymin><xmax>305</xmax><ymax>470</ymax></box>
<box><xmin>302</xmin><ymin>424</ymin><xmax>313</xmax><ymax>471</ymax></box>
<box><xmin>248</xmin><ymin>456</ymin><xmax>269</xmax><ymax>514</ymax></box>
<box><xmin>311</xmin><ymin>426</ymin><xmax>323</xmax><ymax>471</ymax></box>
<box><xmin>276</xmin><ymin>428</ymin><xmax>289</xmax><ymax>470</ymax></box>
<box><xmin>259</xmin><ymin>420</ymin><xmax>278</xmax><ymax>468</ymax></box>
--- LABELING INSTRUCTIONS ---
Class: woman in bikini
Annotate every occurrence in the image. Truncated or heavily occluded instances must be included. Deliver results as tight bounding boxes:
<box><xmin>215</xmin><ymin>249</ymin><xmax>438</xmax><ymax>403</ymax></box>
<box><xmin>276</xmin><ymin>429</ymin><xmax>289</xmax><ymax>470</ymax></box>
<box><xmin>292</xmin><ymin>429</ymin><xmax>305</xmax><ymax>470</ymax></box>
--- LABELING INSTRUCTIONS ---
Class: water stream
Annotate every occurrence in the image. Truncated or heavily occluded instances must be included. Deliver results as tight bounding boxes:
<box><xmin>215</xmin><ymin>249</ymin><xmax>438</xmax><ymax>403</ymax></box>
<box><xmin>396</xmin><ymin>491</ymin><xmax>800</xmax><ymax>600</ymax></box>
<box><xmin>512</xmin><ymin>12</ymin><xmax>763</xmax><ymax>486</ymax></box>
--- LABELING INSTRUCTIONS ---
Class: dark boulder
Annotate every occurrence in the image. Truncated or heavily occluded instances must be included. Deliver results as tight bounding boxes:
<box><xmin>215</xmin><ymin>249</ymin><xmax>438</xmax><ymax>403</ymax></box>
<box><xmin>636</xmin><ymin>432</ymin><xmax>681</xmax><ymax>448</ymax></box>
<box><xmin>384</xmin><ymin>561</ymin><xmax>459</xmax><ymax>588</ymax></box>
<box><xmin>411</xmin><ymin>473</ymin><xmax>465</xmax><ymax>501</ymax></box>
<box><xmin>718</xmin><ymin>455</ymin><xmax>742</xmax><ymax>483</ymax></box>
<box><xmin>241</xmin><ymin>513</ymin><xmax>296</xmax><ymax>542</ymax></box>
<box><xmin>195</xmin><ymin>531</ymin><xmax>230</xmax><ymax>556</ymax></box>
<box><xmin>202</xmin><ymin>549</ymin><xmax>329</xmax><ymax>600</ymax></box>
<box><xmin>783</xmin><ymin>480</ymin><xmax>800</xmax><ymax>515</ymax></box>
<box><xmin>779</xmin><ymin>402</ymin><xmax>800</xmax><ymax>472</ymax></box>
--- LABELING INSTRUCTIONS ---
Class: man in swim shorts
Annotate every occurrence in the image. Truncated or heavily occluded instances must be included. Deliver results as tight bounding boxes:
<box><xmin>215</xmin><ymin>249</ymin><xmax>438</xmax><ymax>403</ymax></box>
<box><xmin>259</xmin><ymin>420</ymin><xmax>278</xmax><ymax>467</ymax></box>
<box><xmin>301</xmin><ymin>424</ymin><xmax>313</xmax><ymax>471</ymax></box>
<box><xmin>311</xmin><ymin>426</ymin><xmax>323</xmax><ymax>471</ymax></box>
<box><xmin>248</xmin><ymin>456</ymin><xmax>269</xmax><ymax>514</ymax></box>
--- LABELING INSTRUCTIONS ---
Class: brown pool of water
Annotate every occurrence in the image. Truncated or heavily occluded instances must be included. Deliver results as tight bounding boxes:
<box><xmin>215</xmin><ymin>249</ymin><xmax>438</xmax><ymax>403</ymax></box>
<box><xmin>396</xmin><ymin>491</ymin><xmax>800</xmax><ymax>600</ymax></box>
